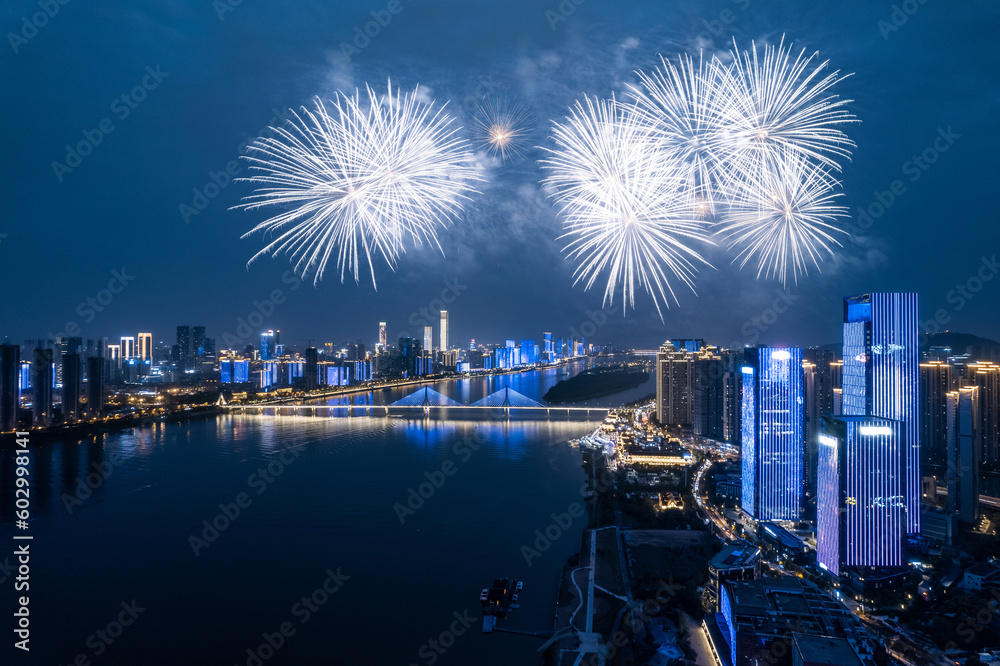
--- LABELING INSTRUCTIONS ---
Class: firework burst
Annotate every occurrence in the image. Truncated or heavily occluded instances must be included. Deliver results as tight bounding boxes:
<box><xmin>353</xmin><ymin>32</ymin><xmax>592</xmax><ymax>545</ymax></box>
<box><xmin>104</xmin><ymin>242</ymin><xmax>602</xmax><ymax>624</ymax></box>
<box><xmin>542</xmin><ymin>97</ymin><xmax>714</xmax><ymax>317</ymax></box>
<box><xmin>472</xmin><ymin>97</ymin><xmax>533</xmax><ymax>162</ymax></box>
<box><xmin>719</xmin><ymin>150</ymin><xmax>849</xmax><ymax>285</ymax></box>
<box><xmin>714</xmin><ymin>36</ymin><xmax>857</xmax><ymax>179</ymax></box>
<box><xmin>235</xmin><ymin>81</ymin><xmax>480</xmax><ymax>288</ymax></box>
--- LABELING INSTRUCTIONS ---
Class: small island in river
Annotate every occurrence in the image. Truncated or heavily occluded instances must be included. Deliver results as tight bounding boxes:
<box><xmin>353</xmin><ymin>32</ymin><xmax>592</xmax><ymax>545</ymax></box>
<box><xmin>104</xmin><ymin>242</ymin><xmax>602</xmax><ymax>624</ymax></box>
<box><xmin>543</xmin><ymin>364</ymin><xmax>650</xmax><ymax>404</ymax></box>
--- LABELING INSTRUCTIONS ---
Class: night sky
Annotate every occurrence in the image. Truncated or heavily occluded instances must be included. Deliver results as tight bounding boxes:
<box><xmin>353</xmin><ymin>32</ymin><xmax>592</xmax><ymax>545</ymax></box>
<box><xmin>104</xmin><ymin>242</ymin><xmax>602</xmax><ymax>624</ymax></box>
<box><xmin>2</xmin><ymin>0</ymin><xmax>998</xmax><ymax>350</ymax></box>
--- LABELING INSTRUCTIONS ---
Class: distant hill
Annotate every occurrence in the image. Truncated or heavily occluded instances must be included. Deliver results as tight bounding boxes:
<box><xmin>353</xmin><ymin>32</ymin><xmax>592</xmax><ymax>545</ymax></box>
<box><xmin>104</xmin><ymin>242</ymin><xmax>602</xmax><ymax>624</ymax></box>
<box><xmin>816</xmin><ymin>331</ymin><xmax>999</xmax><ymax>355</ymax></box>
<box><xmin>923</xmin><ymin>331</ymin><xmax>1000</xmax><ymax>351</ymax></box>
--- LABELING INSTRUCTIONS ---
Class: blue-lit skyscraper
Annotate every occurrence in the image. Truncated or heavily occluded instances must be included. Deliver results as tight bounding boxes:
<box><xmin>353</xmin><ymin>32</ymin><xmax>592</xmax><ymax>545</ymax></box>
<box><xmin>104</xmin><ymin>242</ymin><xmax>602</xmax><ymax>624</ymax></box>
<box><xmin>817</xmin><ymin>416</ymin><xmax>905</xmax><ymax>576</ymax></box>
<box><xmin>842</xmin><ymin>293</ymin><xmax>920</xmax><ymax>534</ymax></box>
<box><xmin>260</xmin><ymin>330</ymin><xmax>275</xmax><ymax>361</ymax></box>
<box><xmin>740</xmin><ymin>347</ymin><xmax>804</xmax><ymax>522</ymax></box>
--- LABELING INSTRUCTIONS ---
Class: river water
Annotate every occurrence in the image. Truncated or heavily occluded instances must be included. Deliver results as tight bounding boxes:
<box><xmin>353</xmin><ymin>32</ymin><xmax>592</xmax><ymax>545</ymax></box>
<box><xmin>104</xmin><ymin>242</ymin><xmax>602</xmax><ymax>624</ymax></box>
<box><xmin>0</xmin><ymin>357</ymin><xmax>653</xmax><ymax>665</ymax></box>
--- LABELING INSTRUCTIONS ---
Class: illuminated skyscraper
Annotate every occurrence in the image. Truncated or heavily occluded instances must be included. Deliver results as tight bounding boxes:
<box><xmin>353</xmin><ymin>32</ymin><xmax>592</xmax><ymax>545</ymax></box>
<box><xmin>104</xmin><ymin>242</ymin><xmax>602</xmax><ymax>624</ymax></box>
<box><xmin>378</xmin><ymin>322</ymin><xmax>387</xmax><ymax>350</ymax></box>
<box><xmin>967</xmin><ymin>362</ymin><xmax>999</xmax><ymax>465</ymax></box>
<box><xmin>138</xmin><ymin>332</ymin><xmax>153</xmax><ymax>362</ymax></box>
<box><xmin>120</xmin><ymin>336</ymin><xmax>136</xmax><ymax>359</ymax></box>
<box><xmin>260</xmin><ymin>330</ymin><xmax>275</xmax><ymax>361</ymax></box>
<box><xmin>946</xmin><ymin>387</ymin><xmax>980</xmax><ymax>524</ymax></box>
<box><xmin>842</xmin><ymin>292</ymin><xmax>920</xmax><ymax>534</ymax></box>
<box><xmin>741</xmin><ymin>347</ymin><xmax>804</xmax><ymax>522</ymax></box>
<box><xmin>423</xmin><ymin>326</ymin><xmax>433</xmax><ymax>355</ymax></box>
<box><xmin>656</xmin><ymin>342</ymin><xmax>692</xmax><ymax>427</ymax></box>
<box><xmin>817</xmin><ymin>416</ymin><xmax>905</xmax><ymax>576</ymax></box>
<box><xmin>193</xmin><ymin>326</ymin><xmax>206</xmax><ymax>358</ymax></box>
<box><xmin>0</xmin><ymin>344</ymin><xmax>19</xmax><ymax>432</ymax></box>
<box><xmin>692</xmin><ymin>346</ymin><xmax>724</xmax><ymax>440</ymax></box>
<box><xmin>439</xmin><ymin>311</ymin><xmax>449</xmax><ymax>352</ymax></box>
<box><xmin>544</xmin><ymin>332</ymin><xmax>553</xmax><ymax>355</ymax></box>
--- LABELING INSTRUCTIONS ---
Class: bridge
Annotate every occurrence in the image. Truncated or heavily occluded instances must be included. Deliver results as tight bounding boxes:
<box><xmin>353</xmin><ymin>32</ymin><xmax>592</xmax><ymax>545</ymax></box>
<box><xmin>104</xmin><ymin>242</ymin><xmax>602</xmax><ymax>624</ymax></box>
<box><xmin>225</xmin><ymin>386</ymin><xmax>609</xmax><ymax>420</ymax></box>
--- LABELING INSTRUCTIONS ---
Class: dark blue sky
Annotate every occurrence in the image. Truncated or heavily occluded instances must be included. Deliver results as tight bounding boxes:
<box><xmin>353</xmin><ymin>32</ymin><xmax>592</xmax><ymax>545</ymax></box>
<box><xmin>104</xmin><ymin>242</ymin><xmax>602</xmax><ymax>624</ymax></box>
<box><xmin>2</xmin><ymin>0</ymin><xmax>998</xmax><ymax>350</ymax></box>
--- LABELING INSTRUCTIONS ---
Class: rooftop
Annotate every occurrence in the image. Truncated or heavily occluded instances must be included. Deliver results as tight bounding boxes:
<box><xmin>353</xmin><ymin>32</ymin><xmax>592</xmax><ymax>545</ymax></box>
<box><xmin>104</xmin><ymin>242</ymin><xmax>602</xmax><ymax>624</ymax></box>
<box><xmin>792</xmin><ymin>633</ymin><xmax>864</xmax><ymax>666</ymax></box>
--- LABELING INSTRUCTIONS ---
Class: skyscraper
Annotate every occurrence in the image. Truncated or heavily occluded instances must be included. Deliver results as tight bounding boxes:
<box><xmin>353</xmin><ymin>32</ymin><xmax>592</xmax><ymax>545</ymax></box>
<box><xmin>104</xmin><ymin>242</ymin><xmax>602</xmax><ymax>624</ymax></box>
<box><xmin>817</xmin><ymin>416</ymin><xmax>905</xmax><ymax>576</ymax></box>
<box><xmin>138</xmin><ymin>332</ymin><xmax>153</xmax><ymax>362</ymax></box>
<box><xmin>842</xmin><ymin>293</ymin><xmax>920</xmax><ymax>534</ymax></box>
<box><xmin>920</xmin><ymin>361</ymin><xmax>952</xmax><ymax>465</ymax></box>
<box><xmin>946</xmin><ymin>387</ymin><xmax>980</xmax><ymax>524</ymax></box>
<box><xmin>656</xmin><ymin>342</ymin><xmax>692</xmax><ymax>427</ymax></box>
<box><xmin>1</xmin><ymin>344</ymin><xmax>20</xmax><ymax>432</ymax></box>
<box><xmin>62</xmin><ymin>352</ymin><xmax>81</xmax><ymax>422</ymax></box>
<box><xmin>692</xmin><ymin>347</ymin><xmax>724</xmax><ymax>440</ymax></box>
<box><xmin>193</xmin><ymin>326</ymin><xmax>206</xmax><ymax>358</ymax></box>
<box><xmin>439</xmin><ymin>311</ymin><xmax>449</xmax><ymax>352</ymax></box>
<box><xmin>967</xmin><ymin>362</ymin><xmax>999</xmax><ymax>465</ymax></box>
<box><xmin>378</xmin><ymin>322</ymin><xmax>387</xmax><ymax>350</ymax></box>
<box><xmin>32</xmin><ymin>348</ymin><xmax>53</xmax><ymax>427</ymax></box>
<box><xmin>741</xmin><ymin>347</ymin><xmax>805</xmax><ymax>522</ymax></box>
<box><xmin>423</xmin><ymin>326</ymin><xmax>433</xmax><ymax>355</ymax></box>
<box><xmin>260</xmin><ymin>330</ymin><xmax>275</xmax><ymax>361</ymax></box>
<box><xmin>120</xmin><ymin>336</ymin><xmax>136</xmax><ymax>359</ymax></box>
<box><xmin>86</xmin><ymin>356</ymin><xmax>105</xmax><ymax>417</ymax></box>
<box><xmin>305</xmin><ymin>347</ymin><xmax>319</xmax><ymax>392</ymax></box>
<box><xmin>177</xmin><ymin>326</ymin><xmax>191</xmax><ymax>367</ymax></box>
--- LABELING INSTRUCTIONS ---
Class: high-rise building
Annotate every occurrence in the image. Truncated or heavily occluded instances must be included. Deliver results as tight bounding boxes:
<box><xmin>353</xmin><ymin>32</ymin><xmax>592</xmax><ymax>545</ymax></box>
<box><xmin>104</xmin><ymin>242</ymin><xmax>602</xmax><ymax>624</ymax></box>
<box><xmin>138</xmin><ymin>332</ymin><xmax>153</xmax><ymax>362</ymax></box>
<box><xmin>1</xmin><ymin>344</ymin><xmax>20</xmax><ymax>432</ymax></box>
<box><xmin>32</xmin><ymin>348</ymin><xmax>53</xmax><ymax>427</ymax></box>
<box><xmin>120</xmin><ymin>336</ymin><xmax>136</xmax><ymax>359</ymax></box>
<box><xmin>305</xmin><ymin>347</ymin><xmax>319</xmax><ymax>392</ymax></box>
<box><xmin>378</xmin><ymin>322</ymin><xmax>387</xmax><ymax>350</ymax></box>
<box><xmin>920</xmin><ymin>361</ymin><xmax>952</xmax><ymax>465</ymax></box>
<box><xmin>399</xmin><ymin>337</ymin><xmax>422</xmax><ymax>376</ymax></box>
<box><xmin>967</xmin><ymin>362</ymin><xmax>999</xmax><ymax>465</ymax></box>
<box><xmin>842</xmin><ymin>293</ymin><xmax>920</xmax><ymax>534</ymax></box>
<box><xmin>741</xmin><ymin>347</ymin><xmax>805</xmax><ymax>522</ymax></box>
<box><xmin>656</xmin><ymin>341</ymin><xmax>693</xmax><ymax>427</ymax></box>
<box><xmin>260</xmin><ymin>330</ymin><xmax>275</xmax><ymax>361</ymax></box>
<box><xmin>86</xmin><ymin>356</ymin><xmax>105</xmax><ymax>417</ymax></box>
<box><xmin>62</xmin><ymin>353</ymin><xmax>81</xmax><ymax>422</ymax></box>
<box><xmin>946</xmin><ymin>387</ymin><xmax>980</xmax><ymax>524</ymax></box>
<box><xmin>817</xmin><ymin>416</ymin><xmax>905</xmax><ymax>576</ymax></box>
<box><xmin>193</xmin><ymin>326</ymin><xmax>206</xmax><ymax>358</ymax></box>
<box><xmin>177</xmin><ymin>326</ymin><xmax>191</xmax><ymax>366</ymax></box>
<box><xmin>692</xmin><ymin>347</ymin><xmax>724</xmax><ymax>440</ymax></box>
<box><xmin>419</xmin><ymin>326</ymin><xmax>432</xmax><ymax>356</ymax></box>
<box><xmin>439</xmin><ymin>311</ymin><xmax>449</xmax><ymax>352</ymax></box>
<box><xmin>722</xmin><ymin>350</ymin><xmax>743</xmax><ymax>444</ymax></box>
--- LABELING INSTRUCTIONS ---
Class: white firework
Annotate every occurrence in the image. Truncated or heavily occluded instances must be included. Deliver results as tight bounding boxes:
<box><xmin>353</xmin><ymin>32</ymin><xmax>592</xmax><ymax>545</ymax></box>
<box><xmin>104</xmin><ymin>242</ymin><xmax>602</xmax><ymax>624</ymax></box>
<box><xmin>542</xmin><ymin>96</ymin><xmax>714</xmax><ymax>317</ymax></box>
<box><xmin>714</xmin><ymin>36</ymin><xmax>857</xmax><ymax>181</ymax></box>
<box><xmin>472</xmin><ymin>96</ymin><xmax>533</xmax><ymax>162</ymax></box>
<box><xmin>235</xmin><ymin>81</ymin><xmax>479</xmax><ymax>288</ymax></box>
<box><xmin>719</xmin><ymin>150</ymin><xmax>849</xmax><ymax>285</ymax></box>
<box><xmin>628</xmin><ymin>52</ymin><xmax>729</xmax><ymax>218</ymax></box>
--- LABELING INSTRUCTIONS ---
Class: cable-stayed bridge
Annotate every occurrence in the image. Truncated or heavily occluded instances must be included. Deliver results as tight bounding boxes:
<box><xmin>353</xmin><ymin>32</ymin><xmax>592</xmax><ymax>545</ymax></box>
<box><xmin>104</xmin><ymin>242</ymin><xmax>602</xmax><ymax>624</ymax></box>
<box><xmin>225</xmin><ymin>386</ymin><xmax>608</xmax><ymax>420</ymax></box>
